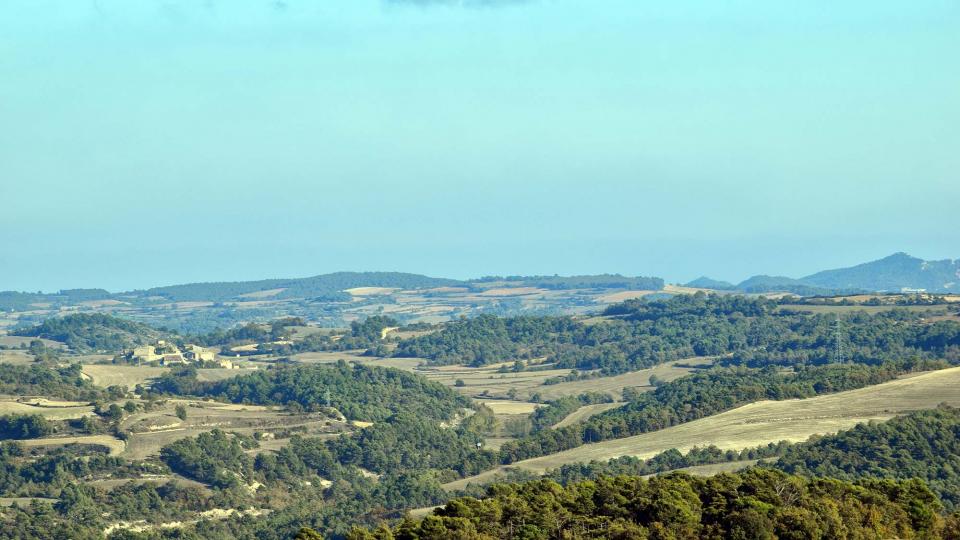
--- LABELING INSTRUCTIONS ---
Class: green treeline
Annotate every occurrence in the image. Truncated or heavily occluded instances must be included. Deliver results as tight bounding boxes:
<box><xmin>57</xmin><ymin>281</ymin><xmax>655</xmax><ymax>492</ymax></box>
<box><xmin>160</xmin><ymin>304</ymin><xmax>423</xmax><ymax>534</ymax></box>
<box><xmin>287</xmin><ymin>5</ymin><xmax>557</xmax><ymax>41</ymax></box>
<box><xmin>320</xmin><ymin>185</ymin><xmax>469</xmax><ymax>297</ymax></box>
<box><xmin>345</xmin><ymin>469</ymin><xmax>956</xmax><ymax>540</ymax></box>
<box><xmin>774</xmin><ymin>405</ymin><xmax>960</xmax><ymax>510</ymax></box>
<box><xmin>0</xmin><ymin>414</ymin><xmax>54</xmax><ymax>440</ymax></box>
<box><xmin>393</xmin><ymin>294</ymin><xmax>960</xmax><ymax>372</ymax></box>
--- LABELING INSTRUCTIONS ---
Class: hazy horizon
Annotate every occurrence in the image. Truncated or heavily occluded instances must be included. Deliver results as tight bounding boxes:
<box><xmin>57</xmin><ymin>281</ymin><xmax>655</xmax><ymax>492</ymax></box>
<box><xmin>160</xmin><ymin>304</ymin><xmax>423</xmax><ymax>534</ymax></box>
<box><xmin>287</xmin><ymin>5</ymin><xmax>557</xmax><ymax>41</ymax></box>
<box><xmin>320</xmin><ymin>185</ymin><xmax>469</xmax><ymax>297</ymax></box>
<box><xmin>3</xmin><ymin>0</ymin><xmax>958</xmax><ymax>292</ymax></box>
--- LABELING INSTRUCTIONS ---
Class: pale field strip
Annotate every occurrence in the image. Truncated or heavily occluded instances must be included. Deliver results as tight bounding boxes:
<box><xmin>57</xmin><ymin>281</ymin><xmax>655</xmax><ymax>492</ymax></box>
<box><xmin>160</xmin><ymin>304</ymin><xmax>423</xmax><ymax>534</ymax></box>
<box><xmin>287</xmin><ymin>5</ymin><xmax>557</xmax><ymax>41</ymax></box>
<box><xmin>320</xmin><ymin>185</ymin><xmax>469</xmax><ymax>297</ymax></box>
<box><xmin>0</xmin><ymin>336</ymin><xmax>64</xmax><ymax>348</ymax></box>
<box><xmin>153</xmin><ymin>301</ymin><xmax>214</xmax><ymax>309</ymax></box>
<box><xmin>476</xmin><ymin>287</ymin><xmax>544</xmax><ymax>297</ymax></box>
<box><xmin>443</xmin><ymin>366</ymin><xmax>960</xmax><ymax>491</ymax></box>
<box><xmin>594</xmin><ymin>290</ymin><xmax>661</xmax><ymax>304</ymax></box>
<box><xmin>77</xmin><ymin>299</ymin><xmax>128</xmax><ymax>307</ymax></box>
<box><xmin>22</xmin><ymin>398</ymin><xmax>91</xmax><ymax>407</ymax></box>
<box><xmin>236</xmin><ymin>288</ymin><xmax>287</xmax><ymax>299</ymax></box>
<box><xmin>662</xmin><ymin>285</ymin><xmax>718</xmax><ymax>295</ymax></box>
<box><xmin>0</xmin><ymin>350</ymin><xmax>34</xmax><ymax>365</ymax></box>
<box><xmin>344</xmin><ymin>287</ymin><xmax>399</xmax><ymax>296</ymax></box>
<box><xmin>552</xmin><ymin>403</ymin><xmax>625</xmax><ymax>429</ymax></box>
<box><xmin>522</xmin><ymin>361</ymin><xmax>703</xmax><ymax>401</ymax></box>
<box><xmin>475</xmin><ymin>399</ymin><xmax>541</xmax><ymax>415</ymax></box>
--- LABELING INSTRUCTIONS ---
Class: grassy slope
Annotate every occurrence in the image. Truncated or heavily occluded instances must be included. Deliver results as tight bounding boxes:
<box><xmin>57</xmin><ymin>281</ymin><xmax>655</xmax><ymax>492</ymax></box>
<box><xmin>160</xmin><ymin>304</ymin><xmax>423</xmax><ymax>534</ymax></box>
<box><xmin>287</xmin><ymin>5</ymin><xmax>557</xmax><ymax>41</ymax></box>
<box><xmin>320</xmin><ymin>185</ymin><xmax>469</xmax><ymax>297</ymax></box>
<box><xmin>444</xmin><ymin>366</ymin><xmax>960</xmax><ymax>490</ymax></box>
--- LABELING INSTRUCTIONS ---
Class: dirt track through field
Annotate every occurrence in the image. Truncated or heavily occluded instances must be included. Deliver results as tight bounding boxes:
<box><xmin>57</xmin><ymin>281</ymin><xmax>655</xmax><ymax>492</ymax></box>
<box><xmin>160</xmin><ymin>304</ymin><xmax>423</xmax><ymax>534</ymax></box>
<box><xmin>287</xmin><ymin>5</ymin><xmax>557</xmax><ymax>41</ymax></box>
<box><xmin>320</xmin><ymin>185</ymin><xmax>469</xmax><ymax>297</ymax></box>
<box><xmin>444</xmin><ymin>366</ymin><xmax>960</xmax><ymax>490</ymax></box>
<box><xmin>16</xmin><ymin>435</ymin><xmax>126</xmax><ymax>456</ymax></box>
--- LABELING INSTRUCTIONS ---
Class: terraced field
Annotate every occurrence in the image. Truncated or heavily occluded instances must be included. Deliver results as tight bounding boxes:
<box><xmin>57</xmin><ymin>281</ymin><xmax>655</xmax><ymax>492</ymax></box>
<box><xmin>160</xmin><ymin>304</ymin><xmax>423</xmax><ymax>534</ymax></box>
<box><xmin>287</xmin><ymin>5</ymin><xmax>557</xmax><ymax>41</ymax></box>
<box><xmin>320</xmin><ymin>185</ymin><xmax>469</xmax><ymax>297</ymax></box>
<box><xmin>0</xmin><ymin>399</ymin><xmax>94</xmax><ymax>419</ymax></box>
<box><xmin>82</xmin><ymin>364</ymin><xmax>260</xmax><ymax>389</ymax></box>
<box><xmin>16</xmin><ymin>435</ymin><xmax>126</xmax><ymax>456</ymax></box>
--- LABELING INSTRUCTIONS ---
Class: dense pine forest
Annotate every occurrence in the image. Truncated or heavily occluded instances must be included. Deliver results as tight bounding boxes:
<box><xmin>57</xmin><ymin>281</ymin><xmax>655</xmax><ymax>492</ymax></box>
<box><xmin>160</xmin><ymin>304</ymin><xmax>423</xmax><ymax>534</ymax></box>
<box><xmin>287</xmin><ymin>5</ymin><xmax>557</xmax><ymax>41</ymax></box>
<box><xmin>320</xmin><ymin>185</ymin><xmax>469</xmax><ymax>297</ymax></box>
<box><xmin>342</xmin><ymin>469</ymin><xmax>958</xmax><ymax>539</ymax></box>
<box><xmin>774</xmin><ymin>406</ymin><xmax>960</xmax><ymax>510</ymax></box>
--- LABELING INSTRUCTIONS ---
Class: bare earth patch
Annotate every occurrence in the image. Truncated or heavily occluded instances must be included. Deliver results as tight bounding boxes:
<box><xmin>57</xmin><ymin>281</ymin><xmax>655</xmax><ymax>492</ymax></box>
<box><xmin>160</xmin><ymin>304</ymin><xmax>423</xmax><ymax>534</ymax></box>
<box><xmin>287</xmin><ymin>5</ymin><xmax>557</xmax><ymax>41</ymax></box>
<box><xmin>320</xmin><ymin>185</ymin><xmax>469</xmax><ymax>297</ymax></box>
<box><xmin>0</xmin><ymin>400</ymin><xmax>94</xmax><ymax>420</ymax></box>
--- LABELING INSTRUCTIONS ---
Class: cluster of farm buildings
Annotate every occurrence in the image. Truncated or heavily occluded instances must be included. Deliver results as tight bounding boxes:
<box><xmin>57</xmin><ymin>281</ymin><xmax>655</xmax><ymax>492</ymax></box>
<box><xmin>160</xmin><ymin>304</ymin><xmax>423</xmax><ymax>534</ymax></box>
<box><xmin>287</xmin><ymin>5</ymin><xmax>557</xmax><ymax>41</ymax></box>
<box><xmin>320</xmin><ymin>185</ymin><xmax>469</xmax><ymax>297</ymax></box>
<box><xmin>128</xmin><ymin>340</ymin><xmax>236</xmax><ymax>368</ymax></box>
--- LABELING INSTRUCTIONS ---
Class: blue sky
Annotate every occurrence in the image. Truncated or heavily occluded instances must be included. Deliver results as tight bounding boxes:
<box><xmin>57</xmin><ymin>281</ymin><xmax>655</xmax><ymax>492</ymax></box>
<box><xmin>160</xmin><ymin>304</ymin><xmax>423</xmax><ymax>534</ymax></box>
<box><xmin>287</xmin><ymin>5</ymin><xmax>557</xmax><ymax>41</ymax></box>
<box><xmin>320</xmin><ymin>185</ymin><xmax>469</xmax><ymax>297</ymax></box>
<box><xmin>1</xmin><ymin>0</ymin><xmax>958</xmax><ymax>292</ymax></box>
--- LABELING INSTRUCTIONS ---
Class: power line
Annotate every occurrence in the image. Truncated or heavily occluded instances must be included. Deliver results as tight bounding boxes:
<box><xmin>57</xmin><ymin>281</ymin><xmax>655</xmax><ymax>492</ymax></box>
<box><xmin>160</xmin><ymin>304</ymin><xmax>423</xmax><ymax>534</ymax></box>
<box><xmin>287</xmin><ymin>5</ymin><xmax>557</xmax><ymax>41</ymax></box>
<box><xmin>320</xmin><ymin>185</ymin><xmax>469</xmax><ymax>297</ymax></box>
<box><xmin>834</xmin><ymin>313</ymin><xmax>845</xmax><ymax>364</ymax></box>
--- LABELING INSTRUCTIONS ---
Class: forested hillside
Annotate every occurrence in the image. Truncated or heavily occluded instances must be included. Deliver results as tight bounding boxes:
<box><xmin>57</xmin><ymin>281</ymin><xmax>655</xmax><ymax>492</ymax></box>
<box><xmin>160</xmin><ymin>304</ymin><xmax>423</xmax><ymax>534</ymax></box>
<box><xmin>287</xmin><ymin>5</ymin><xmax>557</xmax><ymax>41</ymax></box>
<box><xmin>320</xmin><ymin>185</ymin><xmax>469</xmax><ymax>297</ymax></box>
<box><xmin>395</xmin><ymin>294</ymin><xmax>960</xmax><ymax>373</ymax></box>
<box><xmin>342</xmin><ymin>469</ymin><xmax>957</xmax><ymax>540</ymax></box>
<box><xmin>774</xmin><ymin>406</ymin><xmax>960</xmax><ymax>510</ymax></box>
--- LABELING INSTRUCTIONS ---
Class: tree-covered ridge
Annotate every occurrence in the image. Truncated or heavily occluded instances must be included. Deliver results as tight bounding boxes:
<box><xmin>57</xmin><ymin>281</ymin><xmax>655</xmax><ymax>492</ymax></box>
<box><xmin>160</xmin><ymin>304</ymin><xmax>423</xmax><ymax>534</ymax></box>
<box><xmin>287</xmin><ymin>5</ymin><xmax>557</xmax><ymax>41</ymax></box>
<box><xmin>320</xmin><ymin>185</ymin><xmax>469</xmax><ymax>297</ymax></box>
<box><xmin>498</xmin><ymin>360</ymin><xmax>937</xmax><ymax>464</ymax></box>
<box><xmin>345</xmin><ymin>469</ymin><xmax>954</xmax><ymax>540</ymax></box>
<box><xmin>151</xmin><ymin>361</ymin><xmax>470</xmax><ymax>423</ymax></box>
<box><xmin>394</xmin><ymin>294</ymin><xmax>960</xmax><ymax>372</ymax></box>
<box><xmin>773</xmin><ymin>406</ymin><xmax>960</xmax><ymax>510</ymax></box>
<box><xmin>0</xmin><ymin>363</ymin><xmax>105</xmax><ymax>401</ymax></box>
<box><xmin>16</xmin><ymin>313</ymin><xmax>163</xmax><ymax>352</ymax></box>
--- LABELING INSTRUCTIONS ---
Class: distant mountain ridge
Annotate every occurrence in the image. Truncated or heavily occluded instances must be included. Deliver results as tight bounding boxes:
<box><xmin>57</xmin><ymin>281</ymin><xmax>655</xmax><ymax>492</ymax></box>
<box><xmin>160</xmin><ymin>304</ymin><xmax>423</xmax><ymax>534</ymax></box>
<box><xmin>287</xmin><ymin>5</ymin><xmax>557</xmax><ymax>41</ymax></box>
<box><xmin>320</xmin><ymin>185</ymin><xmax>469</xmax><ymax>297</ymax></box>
<box><xmin>687</xmin><ymin>252</ymin><xmax>960</xmax><ymax>294</ymax></box>
<box><xmin>801</xmin><ymin>252</ymin><xmax>960</xmax><ymax>293</ymax></box>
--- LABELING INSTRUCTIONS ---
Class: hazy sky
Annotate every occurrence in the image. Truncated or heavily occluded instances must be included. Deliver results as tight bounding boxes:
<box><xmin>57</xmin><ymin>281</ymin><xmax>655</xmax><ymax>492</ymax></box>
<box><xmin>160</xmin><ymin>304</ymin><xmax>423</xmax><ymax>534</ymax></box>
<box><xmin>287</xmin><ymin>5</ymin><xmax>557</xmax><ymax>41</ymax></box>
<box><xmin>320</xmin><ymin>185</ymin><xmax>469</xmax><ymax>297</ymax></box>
<box><xmin>2</xmin><ymin>0</ymin><xmax>958</xmax><ymax>292</ymax></box>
